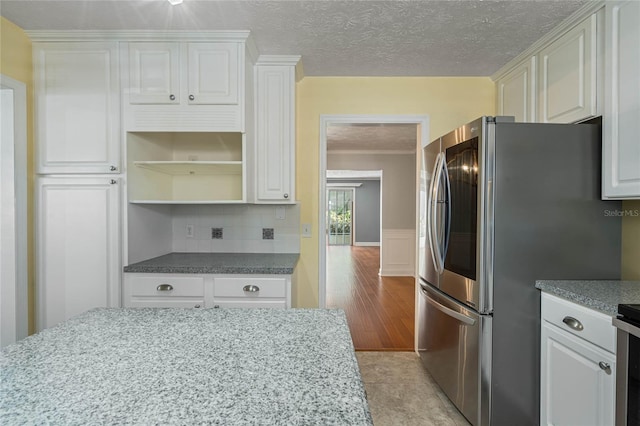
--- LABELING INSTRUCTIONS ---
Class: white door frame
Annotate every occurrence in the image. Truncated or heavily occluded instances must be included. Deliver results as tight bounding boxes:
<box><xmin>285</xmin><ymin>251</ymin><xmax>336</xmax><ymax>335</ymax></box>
<box><xmin>0</xmin><ymin>74</ymin><xmax>28</xmax><ymax>347</ymax></box>
<box><xmin>319</xmin><ymin>114</ymin><xmax>429</xmax><ymax>308</ymax></box>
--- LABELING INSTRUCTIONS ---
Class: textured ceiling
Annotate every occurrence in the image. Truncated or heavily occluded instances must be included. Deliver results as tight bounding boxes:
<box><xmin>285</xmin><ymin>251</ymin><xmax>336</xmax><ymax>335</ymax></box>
<box><xmin>327</xmin><ymin>123</ymin><xmax>417</xmax><ymax>152</ymax></box>
<box><xmin>1</xmin><ymin>0</ymin><xmax>587</xmax><ymax>76</ymax></box>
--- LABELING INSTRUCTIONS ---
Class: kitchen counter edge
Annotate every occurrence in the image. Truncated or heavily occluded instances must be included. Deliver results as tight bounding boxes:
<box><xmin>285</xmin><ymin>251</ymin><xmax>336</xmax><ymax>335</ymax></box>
<box><xmin>535</xmin><ymin>280</ymin><xmax>640</xmax><ymax>316</ymax></box>
<box><xmin>123</xmin><ymin>252</ymin><xmax>300</xmax><ymax>275</ymax></box>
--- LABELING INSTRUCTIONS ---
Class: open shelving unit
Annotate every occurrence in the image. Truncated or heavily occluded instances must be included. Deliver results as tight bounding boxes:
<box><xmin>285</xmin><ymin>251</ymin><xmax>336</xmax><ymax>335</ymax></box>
<box><xmin>127</xmin><ymin>132</ymin><xmax>246</xmax><ymax>204</ymax></box>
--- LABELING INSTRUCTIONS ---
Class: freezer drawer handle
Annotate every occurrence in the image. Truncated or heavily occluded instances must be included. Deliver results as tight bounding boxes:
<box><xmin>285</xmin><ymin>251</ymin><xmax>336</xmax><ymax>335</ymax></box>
<box><xmin>243</xmin><ymin>285</ymin><xmax>260</xmax><ymax>293</ymax></box>
<box><xmin>562</xmin><ymin>316</ymin><xmax>584</xmax><ymax>331</ymax></box>
<box><xmin>422</xmin><ymin>287</ymin><xmax>476</xmax><ymax>326</ymax></box>
<box><xmin>156</xmin><ymin>284</ymin><xmax>174</xmax><ymax>292</ymax></box>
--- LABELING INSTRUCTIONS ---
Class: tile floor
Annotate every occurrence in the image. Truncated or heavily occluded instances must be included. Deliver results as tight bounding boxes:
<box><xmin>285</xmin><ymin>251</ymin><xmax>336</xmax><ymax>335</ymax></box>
<box><xmin>356</xmin><ymin>352</ymin><xmax>471</xmax><ymax>426</ymax></box>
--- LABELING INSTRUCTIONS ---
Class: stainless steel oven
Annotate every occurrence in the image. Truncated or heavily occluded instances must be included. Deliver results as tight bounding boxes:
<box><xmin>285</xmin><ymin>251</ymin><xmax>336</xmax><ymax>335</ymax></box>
<box><xmin>613</xmin><ymin>304</ymin><xmax>640</xmax><ymax>426</ymax></box>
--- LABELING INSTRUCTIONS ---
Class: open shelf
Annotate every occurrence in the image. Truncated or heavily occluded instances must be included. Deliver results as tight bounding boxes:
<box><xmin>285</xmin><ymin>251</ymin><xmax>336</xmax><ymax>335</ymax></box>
<box><xmin>127</xmin><ymin>132</ymin><xmax>246</xmax><ymax>203</ymax></box>
<box><xmin>133</xmin><ymin>161</ymin><xmax>242</xmax><ymax>176</ymax></box>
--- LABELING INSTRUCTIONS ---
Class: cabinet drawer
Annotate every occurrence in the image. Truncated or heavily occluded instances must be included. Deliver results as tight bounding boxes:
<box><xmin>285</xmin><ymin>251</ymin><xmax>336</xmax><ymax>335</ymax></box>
<box><xmin>214</xmin><ymin>277</ymin><xmax>286</xmax><ymax>298</ymax></box>
<box><xmin>541</xmin><ymin>293</ymin><xmax>616</xmax><ymax>353</ymax></box>
<box><xmin>127</xmin><ymin>275</ymin><xmax>205</xmax><ymax>297</ymax></box>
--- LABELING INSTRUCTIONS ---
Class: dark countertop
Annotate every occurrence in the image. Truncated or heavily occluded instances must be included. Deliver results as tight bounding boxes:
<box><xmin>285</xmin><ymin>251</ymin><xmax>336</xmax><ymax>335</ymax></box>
<box><xmin>535</xmin><ymin>280</ymin><xmax>640</xmax><ymax>315</ymax></box>
<box><xmin>124</xmin><ymin>252</ymin><xmax>299</xmax><ymax>275</ymax></box>
<box><xmin>0</xmin><ymin>308</ymin><xmax>372</xmax><ymax>425</ymax></box>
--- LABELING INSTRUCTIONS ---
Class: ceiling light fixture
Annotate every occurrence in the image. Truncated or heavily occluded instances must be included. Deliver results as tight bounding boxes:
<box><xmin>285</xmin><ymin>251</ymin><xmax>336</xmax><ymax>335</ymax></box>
<box><xmin>167</xmin><ymin>0</ymin><xmax>183</xmax><ymax>5</ymax></box>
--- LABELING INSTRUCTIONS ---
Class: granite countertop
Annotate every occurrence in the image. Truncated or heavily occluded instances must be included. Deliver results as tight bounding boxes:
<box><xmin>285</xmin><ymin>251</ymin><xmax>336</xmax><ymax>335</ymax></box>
<box><xmin>535</xmin><ymin>280</ymin><xmax>640</xmax><ymax>316</ymax></box>
<box><xmin>124</xmin><ymin>252</ymin><xmax>300</xmax><ymax>275</ymax></box>
<box><xmin>0</xmin><ymin>308</ymin><xmax>372</xmax><ymax>425</ymax></box>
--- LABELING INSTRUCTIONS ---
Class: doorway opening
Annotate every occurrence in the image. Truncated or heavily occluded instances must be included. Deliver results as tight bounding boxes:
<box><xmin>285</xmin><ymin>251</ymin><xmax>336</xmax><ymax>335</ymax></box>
<box><xmin>1</xmin><ymin>74</ymin><xmax>28</xmax><ymax>348</ymax></box>
<box><xmin>319</xmin><ymin>114</ymin><xmax>429</xmax><ymax>351</ymax></box>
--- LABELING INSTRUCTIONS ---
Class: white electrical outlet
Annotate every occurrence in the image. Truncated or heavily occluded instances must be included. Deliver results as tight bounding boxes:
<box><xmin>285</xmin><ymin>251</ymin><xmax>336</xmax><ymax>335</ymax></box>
<box><xmin>275</xmin><ymin>207</ymin><xmax>286</xmax><ymax>220</ymax></box>
<box><xmin>302</xmin><ymin>223</ymin><xmax>312</xmax><ymax>238</ymax></box>
<box><xmin>186</xmin><ymin>224</ymin><xmax>195</xmax><ymax>238</ymax></box>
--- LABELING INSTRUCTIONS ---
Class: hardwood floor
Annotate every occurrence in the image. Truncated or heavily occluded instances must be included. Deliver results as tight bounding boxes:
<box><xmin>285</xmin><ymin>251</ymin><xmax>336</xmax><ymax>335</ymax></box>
<box><xmin>326</xmin><ymin>245</ymin><xmax>415</xmax><ymax>351</ymax></box>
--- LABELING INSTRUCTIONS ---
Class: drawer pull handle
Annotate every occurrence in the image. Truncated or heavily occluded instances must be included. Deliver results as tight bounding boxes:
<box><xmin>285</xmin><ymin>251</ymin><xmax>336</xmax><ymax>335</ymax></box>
<box><xmin>243</xmin><ymin>285</ymin><xmax>260</xmax><ymax>293</ymax></box>
<box><xmin>598</xmin><ymin>362</ymin><xmax>611</xmax><ymax>373</ymax></box>
<box><xmin>194</xmin><ymin>304</ymin><xmax>201</xmax><ymax>309</ymax></box>
<box><xmin>562</xmin><ymin>316</ymin><xmax>584</xmax><ymax>331</ymax></box>
<box><xmin>156</xmin><ymin>284</ymin><xmax>174</xmax><ymax>292</ymax></box>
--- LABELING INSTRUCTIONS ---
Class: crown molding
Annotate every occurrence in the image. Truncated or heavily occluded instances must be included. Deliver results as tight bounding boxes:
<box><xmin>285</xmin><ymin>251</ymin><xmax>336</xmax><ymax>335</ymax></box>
<box><xmin>491</xmin><ymin>0</ymin><xmax>605</xmax><ymax>82</ymax></box>
<box><xmin>256</xmin><ymin>55</ymin><xmax>304</xmax><ymax>80</ymax></box>
<box><xmin>26</xmin><ymin>30</ymin><xmax>253</xmax><ymax>42</ymax></box>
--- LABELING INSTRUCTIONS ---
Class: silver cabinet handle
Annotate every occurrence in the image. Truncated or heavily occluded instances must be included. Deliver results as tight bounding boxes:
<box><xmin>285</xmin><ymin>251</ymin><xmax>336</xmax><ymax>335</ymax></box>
<box><xmin>189</xmin><ymin>95</ymin><xmax>195</xmax><ymax>101</ymax></box>
<box><xmin>110</xmin><ymin>165</ymin><xmax>117</xmax><ymax>171</ymax></box>
<box><xmin>243</xmin><ymin>285</ymin><xmax>260</xmax><ymax>293</ymax></box>
<box><xmin>562</xmin><ymin>316</ymin><xmax>584</xmax><ymax>331</ymax></box>
<box><xmin>284</xmin><ymin>193</ymin><xmax>289</xmax><ymax>199</ymax></box>
<box><xmin>156</xmin><ymin>284</ymin><xmax>174</xmax><ymax>292</ymax></box>
<box><xmin>194</xmin><ymin>304</ymin><xmax>201</xmax><ymax>309</ymax></box>
<box><xmin>169</xmin><ymin>94</ymin><xmax>175</xmax><ymax>101</ymax></box>
<box><xmin>110</xmin><ymin>179</ymin><xmax>117</xmax><ymax>185</ymax></box>
<box><xmin>598</xmin><ymin>362</ymin><xmax>611</xmax><ymax>373</ymax></box>
<box><xmin>214</xmin><ymin>305</ymin><xmax>220</xmax><ymax>309</ymax></box>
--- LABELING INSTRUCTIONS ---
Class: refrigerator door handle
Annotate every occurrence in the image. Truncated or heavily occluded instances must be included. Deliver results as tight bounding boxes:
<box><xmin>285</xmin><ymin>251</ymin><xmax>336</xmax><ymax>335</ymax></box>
<box><xmin>421</xmin><ymin>286</ymin><xmax>476</xmax><ymax>326</ymax></box>
<box><xmin>427</xmin><ymin>153</ymin><xmax>442</xmax><ymax>272</ymax></box>
<box><xmin>430</xmin><ymin>153</ymin><xmax>445</xmax><ymax>273</ymax></box>
<box><xmin>442</xmin><ymin>157</ymin><xmax>452</xmax><ymax>264</ymax></box>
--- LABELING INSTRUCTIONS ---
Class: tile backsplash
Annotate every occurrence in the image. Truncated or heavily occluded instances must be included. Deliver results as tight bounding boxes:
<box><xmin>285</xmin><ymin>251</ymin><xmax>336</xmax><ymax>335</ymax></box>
<box><xmin>172</xmin><ymin>204</ymin><xmax>300</xmax><ymax>253</ymax></box>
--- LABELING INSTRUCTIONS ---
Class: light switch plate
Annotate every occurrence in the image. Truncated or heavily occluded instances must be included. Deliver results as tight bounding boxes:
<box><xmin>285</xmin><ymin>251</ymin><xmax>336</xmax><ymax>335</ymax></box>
<box><xmin>275</xmin><ymin>206</ymin><xmax>286</xmax><ymax>220</ymax></box>
<box><xmin>186</xmin><ymin>224</ymin><xmax>194</xmax><ymax>238</ymax></box>
<box><xmin>302</xmin><ymin>223</ymin><xmax>312</xmax><ymax>238</ymax></box>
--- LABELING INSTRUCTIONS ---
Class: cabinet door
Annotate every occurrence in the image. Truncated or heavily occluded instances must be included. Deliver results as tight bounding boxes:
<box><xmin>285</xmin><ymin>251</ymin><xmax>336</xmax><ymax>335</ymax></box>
<box><xmin>538</xmin><ymin>14</ymin><xmax>599</xmax><ymax>123</ymax></box>
<box><xmin>129</xmin><ymin>42</ymin><xmax>180</xmax><ymax>105</ymax></box>
<box><xmin>36</xmin><ymin>177</ymin><xmax>121</xmax><ymax>331</ymax></box>
<box><xmin>34</xmin><ymin>42</ymin><xmax>120</xmax><ymax>174</ymax></box>
<box><xmin>603</xmin><ymin>0</ymin><xmax>640</xmax><ymax>199</ymax></box>
<box><xmin>187</xmin><ymin>43</ymin><xmax>239</xmax><ymax>105</ymax></box>
<box><xmin>497</xmin><ymin>57</ymin><xmax>536</xmax><ymax>122</ymax></box>
<box><xmin>255</xmin><ymin>65</ymin><xmax>294</xmax><ymax>202</ymax></box>
<box><xmin>541</xmin><ymin>322</ymin><xmax>615</xmax><ymax>426</ymax></box>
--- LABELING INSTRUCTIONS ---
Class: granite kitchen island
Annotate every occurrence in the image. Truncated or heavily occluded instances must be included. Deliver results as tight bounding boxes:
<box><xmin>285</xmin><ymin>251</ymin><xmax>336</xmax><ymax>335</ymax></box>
<box><xmin>0</xmin><ymin>308</ymin><xmax>372</xmax><ymax>425</ymax></box>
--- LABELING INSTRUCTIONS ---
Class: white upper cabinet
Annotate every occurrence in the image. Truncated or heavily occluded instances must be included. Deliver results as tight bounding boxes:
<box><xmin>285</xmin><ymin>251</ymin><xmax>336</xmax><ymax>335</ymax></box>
<box><xmin>497</xmin><ymin>56</ymin><xmax>536</xmax><ymax>122</ymax></box>
<box><xmin>34</xmin><ymin>42</ymin><xmax>120</xmax><ymax>174</ymax></box>
<box><xmin>602</xmin><ymin>0</ymin><xmax>640</xmax><ymax>199</ymax></box>
<box><xmin>124</xmin><ymin>39</ymin><xmax>249</xmax><ymax>132</ymax></box>
<box><xmin>254</xmin><ymin>57</ymin><xmax>299</xmax><ymax>203</ymax></box>
<box><xmin>128</xmin><ymin>42</ymin><xmax>180</xmax><ymax>105</ymax></box>
<box><xmin>538</xmin><ymin>13</ymin><xmax>601</xmax><ymax>123</ymax></box>
<box><xmin>187</xmin><ymin>43</ymin><xmax>239</xmax><ymax>105</ymax></box>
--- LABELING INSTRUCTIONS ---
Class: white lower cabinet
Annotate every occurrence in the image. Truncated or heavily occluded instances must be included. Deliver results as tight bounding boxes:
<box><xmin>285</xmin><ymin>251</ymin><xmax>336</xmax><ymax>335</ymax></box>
<box><xmin>123</xmin><ymin>273</ymin><xmax>292</xmax><ymax>308</ymax></box>
<box><xmin>36</xmin><ymin>177</ymin><xmax>121</xmax><ymax>331</ymax></box>
<box><xmin>540</xmin><ymin>293</ymin><xmax>616</xmax><ymax>426</ymax></box>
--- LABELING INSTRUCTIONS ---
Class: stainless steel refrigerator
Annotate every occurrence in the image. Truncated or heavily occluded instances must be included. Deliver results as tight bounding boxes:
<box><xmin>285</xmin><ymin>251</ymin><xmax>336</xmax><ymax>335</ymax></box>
<box><xmin>417</xmin><ymin>116</ymin><xmax>622</xmax><ymax>426</ymax></box>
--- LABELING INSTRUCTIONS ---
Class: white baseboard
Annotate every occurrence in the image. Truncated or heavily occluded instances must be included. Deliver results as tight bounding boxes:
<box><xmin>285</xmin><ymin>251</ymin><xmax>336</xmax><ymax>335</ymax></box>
<box><xmin>354</xmin><ymin>241</ymin><xmax>380</xmax><ymax>247</ymax></box>
<box><xmin>380</xmin><ymin>228</ymin><xmax>416</xmax><ymax>277</ymax></box>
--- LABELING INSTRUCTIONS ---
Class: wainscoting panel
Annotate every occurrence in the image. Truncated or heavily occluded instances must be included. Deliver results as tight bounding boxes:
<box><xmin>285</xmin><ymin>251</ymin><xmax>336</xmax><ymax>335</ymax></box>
<box><xmin>380</xmin><ymin>229</ymin><xmax>416</xmax><ymax>276</ymax></box>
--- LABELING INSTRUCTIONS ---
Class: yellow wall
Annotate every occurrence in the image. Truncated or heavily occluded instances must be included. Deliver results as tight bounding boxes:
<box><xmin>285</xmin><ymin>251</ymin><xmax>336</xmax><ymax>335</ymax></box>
<box><xmin>294</xmin><ymin>77</ymin><xmax>496</xmax><ymax>307</ymax></box>
<box><xmin>622</xmin><ymin>200</ymin><xmax>640</xmax><ymax>280</ymax></box>
<box><xmin>0</xmin><ymin>17</ymin><xmax>34</xmax><ymax>333</ymax></box>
